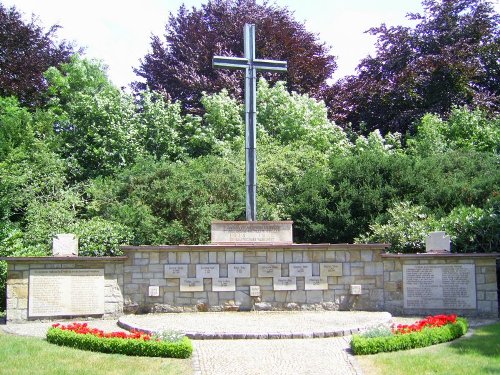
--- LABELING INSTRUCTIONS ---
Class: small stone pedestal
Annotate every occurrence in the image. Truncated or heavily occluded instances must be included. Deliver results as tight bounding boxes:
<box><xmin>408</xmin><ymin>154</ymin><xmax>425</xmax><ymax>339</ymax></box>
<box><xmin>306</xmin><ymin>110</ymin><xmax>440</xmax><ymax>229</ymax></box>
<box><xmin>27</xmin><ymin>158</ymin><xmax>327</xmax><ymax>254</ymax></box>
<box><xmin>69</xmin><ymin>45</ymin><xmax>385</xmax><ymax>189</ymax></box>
<box><xmin>211</xmin><ymin>221</ymin><xmax>293</xmax><ymax>244</ymax></box>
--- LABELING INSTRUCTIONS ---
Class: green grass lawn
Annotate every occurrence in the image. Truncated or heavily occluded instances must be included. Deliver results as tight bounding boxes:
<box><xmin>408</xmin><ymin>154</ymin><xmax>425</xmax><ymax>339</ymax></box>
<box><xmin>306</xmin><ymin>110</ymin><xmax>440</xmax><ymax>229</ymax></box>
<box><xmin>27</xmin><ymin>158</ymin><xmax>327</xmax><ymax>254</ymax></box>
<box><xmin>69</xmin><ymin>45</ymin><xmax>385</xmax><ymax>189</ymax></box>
<box><xmin>356</xmin><ymin>322</ymin><xmax>500</xmax><ymax>375</ymax></box>
<box><xmin>0</xmin><ymin>329</ymin><xmax>193</xmax><ymax>375</ymax></box>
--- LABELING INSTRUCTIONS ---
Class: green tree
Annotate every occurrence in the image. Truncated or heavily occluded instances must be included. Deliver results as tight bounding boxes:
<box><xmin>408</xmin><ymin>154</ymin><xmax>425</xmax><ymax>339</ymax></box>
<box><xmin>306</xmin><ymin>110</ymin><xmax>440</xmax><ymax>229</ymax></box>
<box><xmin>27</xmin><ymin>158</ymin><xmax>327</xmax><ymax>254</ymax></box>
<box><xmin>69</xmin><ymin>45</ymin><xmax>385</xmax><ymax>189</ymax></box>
<box><xmin>45</xmin><ymin>55</ymin><xmax>141</xmax><ymax>181</ymax></box>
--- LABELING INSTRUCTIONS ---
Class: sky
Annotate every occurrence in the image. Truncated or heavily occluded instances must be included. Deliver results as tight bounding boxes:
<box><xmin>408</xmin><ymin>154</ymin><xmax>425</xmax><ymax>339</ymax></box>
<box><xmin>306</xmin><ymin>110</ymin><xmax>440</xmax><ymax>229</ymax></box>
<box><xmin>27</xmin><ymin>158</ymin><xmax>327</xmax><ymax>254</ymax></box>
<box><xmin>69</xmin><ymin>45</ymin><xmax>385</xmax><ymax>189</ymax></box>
<box><xmin>3</xmin><ymin>0</ymin><xmax>431</xmax><ymax>87</ymax></box>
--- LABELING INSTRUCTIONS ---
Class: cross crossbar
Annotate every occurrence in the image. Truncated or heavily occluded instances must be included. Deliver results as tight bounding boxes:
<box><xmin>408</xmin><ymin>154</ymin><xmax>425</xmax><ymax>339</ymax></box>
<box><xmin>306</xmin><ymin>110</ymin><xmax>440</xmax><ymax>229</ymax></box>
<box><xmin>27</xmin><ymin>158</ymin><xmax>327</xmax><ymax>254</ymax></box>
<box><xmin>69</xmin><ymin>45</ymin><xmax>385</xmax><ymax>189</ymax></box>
<box><xmin>212</xmin><ymin>24</ymin><xmax>287</xmax><ymax>221</ymax></box>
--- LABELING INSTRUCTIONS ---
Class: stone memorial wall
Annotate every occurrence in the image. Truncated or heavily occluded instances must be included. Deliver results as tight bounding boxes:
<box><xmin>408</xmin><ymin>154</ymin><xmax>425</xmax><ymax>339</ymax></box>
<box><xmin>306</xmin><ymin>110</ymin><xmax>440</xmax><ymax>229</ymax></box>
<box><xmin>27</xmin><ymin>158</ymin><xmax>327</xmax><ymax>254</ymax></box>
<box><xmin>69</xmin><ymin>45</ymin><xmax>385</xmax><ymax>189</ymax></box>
<box><xmin>2</xmin><ymin>246</ymin><xmax>498</xmax><ymax>322</ymax></box>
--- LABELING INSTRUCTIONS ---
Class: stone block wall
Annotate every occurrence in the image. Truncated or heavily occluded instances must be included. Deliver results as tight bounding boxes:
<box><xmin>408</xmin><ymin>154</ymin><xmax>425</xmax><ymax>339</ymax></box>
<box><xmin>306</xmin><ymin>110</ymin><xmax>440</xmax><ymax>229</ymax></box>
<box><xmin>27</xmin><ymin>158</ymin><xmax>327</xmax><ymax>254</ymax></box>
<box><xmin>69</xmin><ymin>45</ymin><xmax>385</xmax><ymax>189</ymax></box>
<box><xmin>382</xmin><ymin>253</ymin><xmax>498</xmax><ymax>317</ymax></box>
<box><xmin>4</xmin><ymin>257</ymin><xmax>125</xmax><ymax>322</ymax></box>
<box><xmin>121</xmin><ymin>244</ymin><xmax>387</xmax><ymax>313</ymax></box>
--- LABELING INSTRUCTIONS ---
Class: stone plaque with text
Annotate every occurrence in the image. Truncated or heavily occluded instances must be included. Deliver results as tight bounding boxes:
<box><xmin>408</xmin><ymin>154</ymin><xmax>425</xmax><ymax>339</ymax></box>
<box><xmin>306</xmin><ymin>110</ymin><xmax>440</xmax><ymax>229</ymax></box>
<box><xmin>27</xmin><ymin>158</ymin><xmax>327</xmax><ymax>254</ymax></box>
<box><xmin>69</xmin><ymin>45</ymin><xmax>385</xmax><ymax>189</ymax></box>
<box><xmin>289</xmin><ymin>263</ymin><xmax>312</xmax><ymax>277</ymax></box>
<box><xmin>180</xmin><ymin>278</ymin><xmax>204</xmax><ymax>292</ymax></box>
<box><xmin>273</xmin><ymin>277</ymin><xmax>297</xmax><ymax>291</ymax></box>
<box><xmin>211</xmin><ymin>221</ymin><xmax>293</xmax><ymax>244</ymax></box>
<box><xmin>320</xmin><ymin>263</ymin><xmax>342</xmax><ymax>277</ymax></box>
<box><xmin>305</xmin><ymin>276</ymin><xmax>328</xmax><ymax>290</ymax></box>
<box><xmin>228</xmin><ymin>264</ymin><xmax>251</xmax><ymax>278</ymax></box>
<box><xmin>258</xmin><ymin>264</ymin><xmax>282</xmax><ymax>277</ymax></box>
<box><xmin>212</xmin><ymin>278</ymin><xmax>236</xmax><ymax>292</ymax></box>
<box><xmin>165</xmin><ymin>264</ymin><xmax>188</xmax><ymax>278</ymax></box>
<box><xmin>403</xmin><ymin>264</ymin><xmax>476</xmax><ymax>309</ymax></box>
<box><xmin>28</xmin><ymin>269</ymin><xmax>104</xmax><ymax>317</ymax></box>
<box><xmin>196</xmin><ymin>264</ymin><xmax>220</xmax><ymax>278</ymax></box>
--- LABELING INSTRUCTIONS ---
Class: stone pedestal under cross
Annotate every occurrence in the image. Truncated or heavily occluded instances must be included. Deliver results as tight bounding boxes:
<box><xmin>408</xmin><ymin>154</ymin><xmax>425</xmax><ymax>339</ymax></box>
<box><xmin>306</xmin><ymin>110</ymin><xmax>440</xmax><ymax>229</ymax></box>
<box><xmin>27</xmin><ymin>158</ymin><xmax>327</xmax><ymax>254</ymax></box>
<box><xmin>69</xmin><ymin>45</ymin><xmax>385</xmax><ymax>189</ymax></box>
<box><xmin>213</xmin><ymin>23</ymin><xmax>287</xmax><ymax>221</ymax></box>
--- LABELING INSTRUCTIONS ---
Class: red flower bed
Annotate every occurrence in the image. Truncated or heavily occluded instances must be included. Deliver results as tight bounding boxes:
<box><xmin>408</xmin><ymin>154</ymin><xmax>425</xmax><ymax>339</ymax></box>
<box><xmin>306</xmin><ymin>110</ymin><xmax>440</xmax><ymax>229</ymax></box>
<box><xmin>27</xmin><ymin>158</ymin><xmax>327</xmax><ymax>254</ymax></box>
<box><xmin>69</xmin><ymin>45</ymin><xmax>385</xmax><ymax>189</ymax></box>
<box><xmin>51</xmin><ymin>322</ymin><xmax>152</xmax><ymax>340</ymax></box>
<box><xmin>392</xmin><ymin>314</ymin><xmax>457</xmax><ymax>335</ymax></box>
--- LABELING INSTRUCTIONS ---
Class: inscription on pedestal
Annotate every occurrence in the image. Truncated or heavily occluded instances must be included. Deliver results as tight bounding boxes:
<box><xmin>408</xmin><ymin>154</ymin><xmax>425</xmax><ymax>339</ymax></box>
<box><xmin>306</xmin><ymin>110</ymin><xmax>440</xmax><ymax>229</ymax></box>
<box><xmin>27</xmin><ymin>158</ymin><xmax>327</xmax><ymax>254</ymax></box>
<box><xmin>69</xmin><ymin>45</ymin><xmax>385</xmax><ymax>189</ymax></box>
<box><xmin>305</xmin><ymin>277</ymin><xmax>328</xmax><ymax>290</ymax></box>
<box><xmin>403</xmin><ymin>264</ymin><xmax>476</xmax><ymax>309</ymax></box>
<box><xmin>258</xmin><ymin>264</ymin><xmax>282</xmax><ymax>277</ymax></box>
<box><xmin>273</xmin><ymin>277</ymin><xmax>297</xmax><ymax>291</ymax></box>
<box><xmin>289</xmin><ymin>263</ymin><xmax>312</xmax><ymax>277</ymax></box>
<box><xmin>228</xmin><ymin>264</ymin><xmax>251</xmax><ymax>278</ymax></box>
<box><xmin>28</xmin><ymin>269</ymin><xmax>104</xmax><ymax>317</ymax></box>
<box><xmin>320</xmin><ymin>263</ymin><xmax>342</xmax><ymax>277</ymax></box>
<box><xmin>211</xmin><ymin>221</ymin><xmax>293</xmax><ymax>244</ymax></box>
<box><xmin>212</xmin><ymin>278</ymin><xmax>236</xmax><ymax>292</ymax></box>
<box><xmin>180</xmin><ymin>278</ymin><xmax>204</xmax><ymax>292</ymax></box>
<box><xmin>196</xmin><ymin>264</ymin><xmax>220</xmax><ymax>278</ymax></box>
<box><xmin>165</xmin><ymin>264</ymin><xmax>188</xmax><ymax>278</ymax></box>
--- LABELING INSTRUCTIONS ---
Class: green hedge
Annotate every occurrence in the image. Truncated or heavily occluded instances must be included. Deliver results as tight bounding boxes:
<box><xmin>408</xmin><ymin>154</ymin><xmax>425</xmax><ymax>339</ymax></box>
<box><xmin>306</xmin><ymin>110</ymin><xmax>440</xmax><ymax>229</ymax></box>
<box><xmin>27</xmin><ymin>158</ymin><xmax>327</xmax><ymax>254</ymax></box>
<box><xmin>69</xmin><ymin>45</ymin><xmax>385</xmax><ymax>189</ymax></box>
<box><xmin>351</xmin><ymin>318</ymin><xmax>468</xmax><ymax>355</ymax></box>
<box><xmin>46</xmin><ymin>328</ymin><xmax>192</xmax><ymax>358</ymax></box>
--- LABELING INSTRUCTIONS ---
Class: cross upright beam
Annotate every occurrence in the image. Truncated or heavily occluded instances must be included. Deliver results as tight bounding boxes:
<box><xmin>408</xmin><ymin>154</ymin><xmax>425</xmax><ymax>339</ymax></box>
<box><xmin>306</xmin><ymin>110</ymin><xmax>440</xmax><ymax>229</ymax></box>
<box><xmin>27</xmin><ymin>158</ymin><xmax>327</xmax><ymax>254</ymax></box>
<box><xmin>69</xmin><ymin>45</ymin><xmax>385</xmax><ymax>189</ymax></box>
<box><xmin>213</xmin><ymin>24</ymin><xmax>287</xmax><ymax>221</ymax></box>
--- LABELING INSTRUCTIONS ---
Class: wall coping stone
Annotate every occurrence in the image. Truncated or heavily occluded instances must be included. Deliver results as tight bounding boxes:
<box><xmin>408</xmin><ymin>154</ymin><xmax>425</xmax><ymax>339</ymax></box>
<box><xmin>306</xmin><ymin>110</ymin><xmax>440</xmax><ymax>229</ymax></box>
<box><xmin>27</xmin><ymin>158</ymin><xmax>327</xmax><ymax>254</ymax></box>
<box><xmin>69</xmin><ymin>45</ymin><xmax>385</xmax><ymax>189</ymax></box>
<box><xmin>381</xmin><ymin>253</ymin><xmax>500</xmax><ymax>259</ymax></box>
<box><xmin>120</xmin><ymin>243</ymin><xmax>390</xmax><ymax>252</ymax></box>
<box><xmin>0</xmin><ymin>256</ymin><xmax>127</xmax><ymax>262</ymax></box>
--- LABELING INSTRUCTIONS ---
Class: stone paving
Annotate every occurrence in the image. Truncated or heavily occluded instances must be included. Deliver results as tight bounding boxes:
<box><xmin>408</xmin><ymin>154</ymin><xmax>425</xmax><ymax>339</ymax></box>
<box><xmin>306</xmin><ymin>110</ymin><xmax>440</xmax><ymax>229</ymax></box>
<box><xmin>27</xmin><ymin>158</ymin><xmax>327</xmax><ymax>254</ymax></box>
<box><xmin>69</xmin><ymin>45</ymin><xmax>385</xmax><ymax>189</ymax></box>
<box><xmin>2</xmin><ymin>312</ymin><xmax>497</xmax><ymax>375</ymax></box>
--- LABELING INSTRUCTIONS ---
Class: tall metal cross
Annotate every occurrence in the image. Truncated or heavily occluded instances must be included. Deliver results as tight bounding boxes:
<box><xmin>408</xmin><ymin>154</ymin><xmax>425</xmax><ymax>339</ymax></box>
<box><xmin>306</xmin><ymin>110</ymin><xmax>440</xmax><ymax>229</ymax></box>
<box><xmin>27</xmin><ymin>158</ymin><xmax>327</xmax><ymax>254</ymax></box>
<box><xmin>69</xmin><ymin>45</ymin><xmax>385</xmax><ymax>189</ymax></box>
<box><xmin>213</xmin><ymin>24</ymin><xmax>287</xmax><ymax>221</ymax></box>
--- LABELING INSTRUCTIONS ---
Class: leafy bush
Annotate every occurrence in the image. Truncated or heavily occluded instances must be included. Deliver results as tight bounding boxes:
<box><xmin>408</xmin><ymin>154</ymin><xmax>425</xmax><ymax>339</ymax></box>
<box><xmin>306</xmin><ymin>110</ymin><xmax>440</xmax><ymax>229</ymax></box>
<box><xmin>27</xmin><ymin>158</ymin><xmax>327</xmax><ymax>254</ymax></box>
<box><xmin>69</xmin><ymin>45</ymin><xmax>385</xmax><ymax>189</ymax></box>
<box><xmin>46</xmin><ymin>326</ymin><xmax>192</xmax><ymax>358</ymax></box>
<box><xmin>356</xmin><ymin>201</ymin><xmax>437</xmax><ymax>253</ymax></box>
<box><xmin>351</xmin><ymin>318</ymin><xmax>468</xmax><ymax>355</ymax></box>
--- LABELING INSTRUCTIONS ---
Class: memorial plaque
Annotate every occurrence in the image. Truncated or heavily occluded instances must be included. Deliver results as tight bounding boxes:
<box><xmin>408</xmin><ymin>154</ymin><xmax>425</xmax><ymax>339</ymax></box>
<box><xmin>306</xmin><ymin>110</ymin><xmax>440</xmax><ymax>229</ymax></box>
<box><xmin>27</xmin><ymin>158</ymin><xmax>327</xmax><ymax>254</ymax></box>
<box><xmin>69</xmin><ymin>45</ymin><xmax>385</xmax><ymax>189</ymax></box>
<box><xmin>273</xmin><ymin>277</ymin><xmax>297</xmax><ymax>291</ymax></box>
<box><xmin>165</xmin><ymin>264</ymin><xmax>188</xmax><ymax>278</ymax></box>
<box><xmin>28</xmin><ymin>269</ymin><xmax>104</xmax><ymax>317</ymax></box>
<box><xmin>305</xmin><ymin>276</ymin><xmax>328</xmax><ymax>290</ymax></box>
<box><xmin>258</xmin><ymin>264</ymin><xmax>282</xmax><ymax>277</ymax></box>
<box><xmin>52</xmin><ymin>233</ymin><xmax>78</xmax><ymax>256</ymax></box>
<box><xmin>250</xmin><ymin>285</ymin><xmax>261</xmax><ymax>297</ymax></box>
<box><xmin>148</xmin><ymin>286</ymin><xmax>160</xmax><ymax>297</ymax></box>
<box><xmin>180</xmin><ymin>278</ymin><xmax>204</xmax><ymax>292</ymax></box>
<box><xmin>320</xmin><ymin>263</ymin><xmax>342</xmax><ymax>277</ymax></box>
<box><xmin>289</xmin><ymin>263</ymin><xmax>312</xmax><ymax>277</ymax></box>
<box><xmin>196</xmin><ymin>264</ymin><xmax>220</xmax><ymax>278</ymax></box>
<box><xmin>228</xmin><ymin>264</ymin><xmax>251</xmax><ymax>278</ymax></box>
<box><xmin>211</xmin><ymin>221</ymin><xmax>293</xmax><ymax>244</ymax></box>
<box><xmin>403</xmin><ymin>264</ymin><xmax>476</xmax><ymax>309</ymax></box>
<box><xmin>212</xmin><ymin>278</ymin><xmax>236</xmax><ymax>292</ymax></box>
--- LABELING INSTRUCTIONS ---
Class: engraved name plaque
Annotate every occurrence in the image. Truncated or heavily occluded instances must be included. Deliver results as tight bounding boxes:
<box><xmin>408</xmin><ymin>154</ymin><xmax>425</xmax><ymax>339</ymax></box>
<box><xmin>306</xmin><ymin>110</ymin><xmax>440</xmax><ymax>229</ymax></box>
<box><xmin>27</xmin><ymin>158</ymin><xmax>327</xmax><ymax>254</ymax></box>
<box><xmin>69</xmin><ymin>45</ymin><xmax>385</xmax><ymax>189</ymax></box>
<box><xmin>212</xmin><ymin>278</ymin><xmax>236</xmax><ymax>292</ymax></box>
<box><xmin>165</xmin><ymin>264</ymin><xmax>188</xmax><ymax>278</ymax></box>
<box><xmin>180</xmin><ymin>278</ymin><xmax>204</xmax><ymax>292</ymax></box>
<box><xmin>196</xmin><ymin>264</ymin><xmax>220</xmax><ymax>278</ymax></box>
<box><xmin>273</xmin><ymin>277</ymin><xmax>297</xmax><ymax>291</ymax></box>
<box><xmin>258</xmin><ymin>264</ymin><xmax>282</xmax><ymax>277</ymax></box>
<box><xmin>305</xmin><ymin>276</ymin><xmax>328</xmax><ymax>290</ymax></box>
<box><xmin>211</xmin><ymin>221</ymin><xmax>293</xmax><ymax>244</ymax></box>
<box><xmin>320</xmin><ymin>263</ymin><xmax>343</xmax><ymax>277</ymax></box>
<box><xmin>403</xmin><ymin>264</ymin><xmax>476</xmax><ymax>309</ymax></box>
<box><xmin>289</xmin><ymin>263</ymin><xmax>312</xmax><ymax>277</ymax></box>
<box><xmin>227</xmin><ymin>264</ymin><xmax>251</xmax><ymax>278</ymax></box>
<box><xmin>28</xmin><ymin>269</ymin><xmax>104</xmax><ymax>317</ymax></box>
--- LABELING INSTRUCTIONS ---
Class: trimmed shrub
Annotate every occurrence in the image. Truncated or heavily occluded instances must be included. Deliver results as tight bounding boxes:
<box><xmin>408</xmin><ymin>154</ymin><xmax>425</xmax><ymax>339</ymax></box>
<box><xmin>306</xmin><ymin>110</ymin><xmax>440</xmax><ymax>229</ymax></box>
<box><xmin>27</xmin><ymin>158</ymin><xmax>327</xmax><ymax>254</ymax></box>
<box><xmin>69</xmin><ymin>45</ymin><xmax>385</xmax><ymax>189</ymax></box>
<box><xmin>46</xmin><ymin>327</ymin><xmax>192</xmax><ymax>358</ymax></box>
<box><xmin>351</xmin><ymin>318</ymin><xmax>468</xmax><ymax>355</ymax></box>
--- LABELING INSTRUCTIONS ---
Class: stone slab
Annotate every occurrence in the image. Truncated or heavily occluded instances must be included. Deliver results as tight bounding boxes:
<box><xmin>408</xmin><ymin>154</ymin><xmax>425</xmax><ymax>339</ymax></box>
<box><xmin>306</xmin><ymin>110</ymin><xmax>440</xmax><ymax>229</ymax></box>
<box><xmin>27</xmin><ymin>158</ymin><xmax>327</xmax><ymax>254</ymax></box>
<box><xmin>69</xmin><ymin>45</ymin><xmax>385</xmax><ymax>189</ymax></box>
<box><xmin>212</xmin><ymin>278</ymin><xmax>236</xmax><ymax>292</ymax></box>
<box><xmin>28</xmin><ymin>269</ymin><xmax>104</xmax><ymax>317</ymax></box>
<box><xmin>403</xmin><ymin>264</ymin><xmax>476</xmax><ymax>309</ymax></box>
<box><xmin>180</xmin><ymin>278</ymin><xmax>204</xmax><ymax>292</ymax></box>
<box><xmin>211</xmin><ymin>221</ymin><xmax>293</xmax><ymax>244</ymax></box>
<box><xmin>320</xmin><ymin>263</ymin><xmax>342</xmax><ymax>277</ymax></box>
<box><xmin>425</xmin><ymin>231</ymin><xmax>451</xmax><ymax>252</ymax></box>
<box><xmin>52</xmin><ymin>234</ymin><xmax>78</xmax><ymax>256</ymax></box>
<box><xmin>228</xmin><ymin>264</ymin><xmax>251</xmax><ymax>278</ymax></box>
<box><xmin>258</xmin><ymin>264</ymin><xmax>282</xmax><ymax>277</ymax></box>
<box><xmin>289</xmin><ymin>263</ymin><xmax>312</xmax><ymax>277</ymax></box>
<box><xmin>273</xmin><ymin>277</ymin><xmax>297</xmax><ymax>291</ymax></box>
<box><xmin>305</xmin><ymin>277</ymin><xmax>328</xmax><ymax>290</ymax></box>
<box><xmin>196</xmin><ymin>264</ymin><xmax>220</xmax><ymax>278</ymax></box>
<box><xmin>165</xmin><ymin>264</ymin><xmax>188</xmax><ymax>278</ymax></box>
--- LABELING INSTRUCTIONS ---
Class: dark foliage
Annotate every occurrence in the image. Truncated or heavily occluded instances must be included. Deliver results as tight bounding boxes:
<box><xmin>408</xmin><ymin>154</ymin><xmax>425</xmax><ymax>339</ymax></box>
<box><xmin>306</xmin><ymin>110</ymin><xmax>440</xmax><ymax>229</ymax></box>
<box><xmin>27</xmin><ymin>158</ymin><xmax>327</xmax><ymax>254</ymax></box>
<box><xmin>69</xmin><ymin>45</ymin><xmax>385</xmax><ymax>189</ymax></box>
<box><xmin>325</xmin><ymin>0</ymin><xmax>499</xmax><ymax>135</ymax></box>
<box><xmin>134</xmin><ymin>0</ymin><xmax>336</xmax><ymax>113</ymax></box>
<box><xmin>0</xmin><ymin>4</ymin><xmax>74</xmax><ymax>106</ymax></box>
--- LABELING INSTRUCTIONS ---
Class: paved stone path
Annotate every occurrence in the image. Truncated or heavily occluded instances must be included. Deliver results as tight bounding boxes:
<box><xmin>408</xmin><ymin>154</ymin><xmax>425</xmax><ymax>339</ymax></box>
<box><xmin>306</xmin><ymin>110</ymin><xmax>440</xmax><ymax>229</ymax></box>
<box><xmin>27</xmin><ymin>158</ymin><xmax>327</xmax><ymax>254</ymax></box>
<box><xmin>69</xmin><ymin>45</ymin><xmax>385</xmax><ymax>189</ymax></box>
<box><xmin>3</xmin><ymin>312</ymin><xmax>495</xmax><ymax>375</ymax></box>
